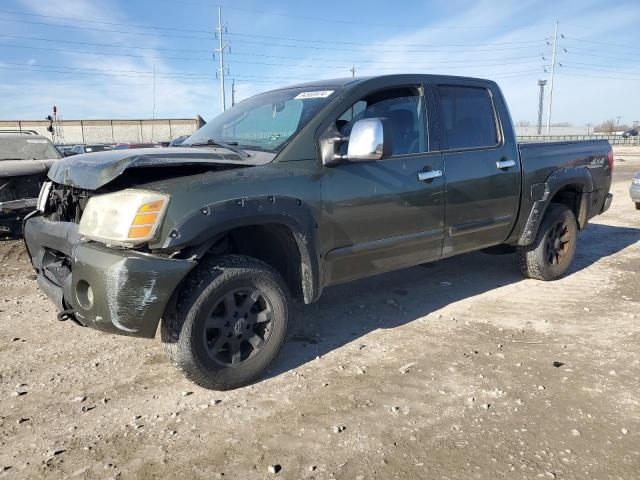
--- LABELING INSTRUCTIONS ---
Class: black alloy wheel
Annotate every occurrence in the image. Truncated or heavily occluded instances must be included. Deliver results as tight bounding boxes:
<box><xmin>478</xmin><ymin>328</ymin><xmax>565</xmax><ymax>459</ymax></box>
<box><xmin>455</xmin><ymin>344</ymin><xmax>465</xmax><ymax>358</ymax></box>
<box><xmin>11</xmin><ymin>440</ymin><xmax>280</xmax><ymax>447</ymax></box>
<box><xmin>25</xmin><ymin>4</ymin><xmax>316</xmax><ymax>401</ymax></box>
<box><xmin>204</xmin><ymin>288</ymin><xmax>274</xmax><ymax>366</ymax></box>
<box><xmin>545</xmin><ymin>219</ymin><xmax>571</xmax><ymax>266</ymax></box>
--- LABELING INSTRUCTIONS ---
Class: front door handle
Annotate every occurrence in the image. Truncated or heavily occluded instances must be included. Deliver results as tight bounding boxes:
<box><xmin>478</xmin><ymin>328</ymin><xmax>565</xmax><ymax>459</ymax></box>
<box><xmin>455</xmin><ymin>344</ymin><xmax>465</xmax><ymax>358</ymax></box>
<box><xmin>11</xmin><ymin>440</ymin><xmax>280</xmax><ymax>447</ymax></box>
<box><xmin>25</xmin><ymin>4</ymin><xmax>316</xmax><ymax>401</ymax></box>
<box><xmin>418</xmin><ymin>170</ymin><xmax>443</xmax><ymax>182</ymax></box>
<box><xmin>496</xmin><ymin>159</ymin><xmax>516</xmax><ymax>169</ymax></box>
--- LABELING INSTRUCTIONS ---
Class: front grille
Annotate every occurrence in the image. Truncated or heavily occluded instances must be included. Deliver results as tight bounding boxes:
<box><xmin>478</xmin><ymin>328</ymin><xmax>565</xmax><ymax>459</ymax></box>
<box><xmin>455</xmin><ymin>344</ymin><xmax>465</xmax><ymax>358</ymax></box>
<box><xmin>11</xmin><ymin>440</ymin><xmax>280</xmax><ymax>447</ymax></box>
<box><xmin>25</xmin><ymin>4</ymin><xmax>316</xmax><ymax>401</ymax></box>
<box><xmin>44</xmin><ymin>183</ymin><xmax>92</xmax><ymax>224</ymax></box>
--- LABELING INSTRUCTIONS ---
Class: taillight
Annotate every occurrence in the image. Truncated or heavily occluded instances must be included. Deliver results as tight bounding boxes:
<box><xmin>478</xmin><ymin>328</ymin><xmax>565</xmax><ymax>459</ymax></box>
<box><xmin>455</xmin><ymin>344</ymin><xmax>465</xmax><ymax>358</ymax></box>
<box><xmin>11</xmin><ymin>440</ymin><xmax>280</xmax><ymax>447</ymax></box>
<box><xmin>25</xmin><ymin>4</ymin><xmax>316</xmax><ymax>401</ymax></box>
<box><xmin>607</xmin><ymin>149</ymin><xmax>614</xmax><ymax>174</ymax></box>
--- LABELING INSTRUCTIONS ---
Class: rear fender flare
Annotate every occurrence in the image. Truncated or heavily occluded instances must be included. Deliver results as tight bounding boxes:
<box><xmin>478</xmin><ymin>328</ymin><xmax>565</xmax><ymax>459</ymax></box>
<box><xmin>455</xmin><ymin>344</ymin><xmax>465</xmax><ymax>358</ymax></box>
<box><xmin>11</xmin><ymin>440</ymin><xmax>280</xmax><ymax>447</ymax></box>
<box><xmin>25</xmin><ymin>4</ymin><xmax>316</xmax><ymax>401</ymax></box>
<box><xmin>517</xmin><ymin>166</ymin><xmax>593</xmax><ymax>246</ymax></box>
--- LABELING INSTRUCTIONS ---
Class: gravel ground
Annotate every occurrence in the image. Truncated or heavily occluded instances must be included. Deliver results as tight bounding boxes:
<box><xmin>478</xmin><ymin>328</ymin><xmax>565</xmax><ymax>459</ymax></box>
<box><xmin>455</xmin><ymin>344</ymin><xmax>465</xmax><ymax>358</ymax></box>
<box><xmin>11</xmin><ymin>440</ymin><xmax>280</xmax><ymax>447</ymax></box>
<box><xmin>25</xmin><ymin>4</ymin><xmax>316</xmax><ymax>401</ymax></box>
<box><xmin>0</xmin><ymin>148</ymin><xmax>639</xmax><ymax>479</ymax></box>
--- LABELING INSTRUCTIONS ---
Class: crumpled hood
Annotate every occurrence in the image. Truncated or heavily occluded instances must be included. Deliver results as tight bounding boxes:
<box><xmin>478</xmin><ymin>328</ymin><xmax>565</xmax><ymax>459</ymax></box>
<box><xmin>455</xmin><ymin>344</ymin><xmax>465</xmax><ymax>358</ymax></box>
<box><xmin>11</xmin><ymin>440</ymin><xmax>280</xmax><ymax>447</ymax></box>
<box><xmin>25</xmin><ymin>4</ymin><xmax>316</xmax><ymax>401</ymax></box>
<box><xmin>48</xmin><ymin>147</ymin><xmax>273</xmax><ymax>190</ymax></box>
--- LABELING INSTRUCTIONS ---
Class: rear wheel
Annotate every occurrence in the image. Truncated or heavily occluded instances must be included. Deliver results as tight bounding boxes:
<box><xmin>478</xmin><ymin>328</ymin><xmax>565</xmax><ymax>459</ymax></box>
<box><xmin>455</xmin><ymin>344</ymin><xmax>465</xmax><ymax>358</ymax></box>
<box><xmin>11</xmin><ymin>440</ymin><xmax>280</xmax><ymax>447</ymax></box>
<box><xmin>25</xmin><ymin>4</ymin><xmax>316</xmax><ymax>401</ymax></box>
<box><xmin>161</xmin><ymin>255</ymin><xmax>289</xmax><ymax>390</ymax></box>
<box><xmin>517</xmin><ymin>204</ymin><xmax>578</xmax><ymax>281</ymax></box>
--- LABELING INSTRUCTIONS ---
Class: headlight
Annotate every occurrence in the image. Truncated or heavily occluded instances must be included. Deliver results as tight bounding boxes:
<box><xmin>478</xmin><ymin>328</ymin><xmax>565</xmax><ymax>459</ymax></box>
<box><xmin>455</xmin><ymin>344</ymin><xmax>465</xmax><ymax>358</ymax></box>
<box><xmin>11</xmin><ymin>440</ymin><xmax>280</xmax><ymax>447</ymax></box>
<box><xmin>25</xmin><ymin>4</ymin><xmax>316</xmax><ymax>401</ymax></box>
<box><xmin>79</xmin><ymin>190</ymin><xmax>170</xmax><ymax>245</ymax></box>
<box><xmin>633</xmin><ymin>177</ymin><xmax>640</xmax><ymax>186</ymax></box>
<box><xmin>37</xmin><ymin>181</ymin><xmax>52</xmax><ymax>212</ymax></box>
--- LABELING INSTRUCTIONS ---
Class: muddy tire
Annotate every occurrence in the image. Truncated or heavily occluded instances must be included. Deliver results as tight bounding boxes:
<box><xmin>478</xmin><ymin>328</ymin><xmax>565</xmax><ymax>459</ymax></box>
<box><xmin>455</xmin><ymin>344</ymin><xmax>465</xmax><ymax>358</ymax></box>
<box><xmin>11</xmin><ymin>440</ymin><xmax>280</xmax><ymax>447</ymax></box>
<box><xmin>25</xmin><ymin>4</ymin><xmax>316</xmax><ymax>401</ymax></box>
<box><xmin>517</xmin><ymin>204</ymin><xmax>578</xmax><ymax>281</ymax></box>
<box><xmin>161</xmin><ymin>255</ymin><xmax>289</xmax><ymax>390</ymax></box>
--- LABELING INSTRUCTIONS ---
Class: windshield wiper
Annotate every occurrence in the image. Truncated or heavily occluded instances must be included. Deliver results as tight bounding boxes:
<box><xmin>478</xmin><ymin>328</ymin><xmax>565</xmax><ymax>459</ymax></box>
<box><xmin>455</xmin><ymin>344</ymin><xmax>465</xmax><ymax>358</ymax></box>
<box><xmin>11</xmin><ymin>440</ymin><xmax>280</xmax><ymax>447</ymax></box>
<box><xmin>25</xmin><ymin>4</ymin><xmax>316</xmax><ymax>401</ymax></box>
<box><xmin>183</xmin><ymin>138</ymin><xmax>251</xmax><ymax>158</ymax></box>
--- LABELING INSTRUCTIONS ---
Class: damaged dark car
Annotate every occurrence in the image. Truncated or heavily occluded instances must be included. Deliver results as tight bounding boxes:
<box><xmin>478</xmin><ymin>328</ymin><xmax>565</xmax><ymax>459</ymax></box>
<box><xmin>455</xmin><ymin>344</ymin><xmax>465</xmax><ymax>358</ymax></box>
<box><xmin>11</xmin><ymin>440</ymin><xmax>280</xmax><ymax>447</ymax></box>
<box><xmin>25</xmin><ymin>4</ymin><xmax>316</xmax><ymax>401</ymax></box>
<box><xmin>24</xmin><ymin>75</ymin><xmax>613</xmax><ymax>390</ymax></box>
<box><xmin>0</xmin><ymin>130</ymin><xmax>62</xmax><ymax>236</ymax></box>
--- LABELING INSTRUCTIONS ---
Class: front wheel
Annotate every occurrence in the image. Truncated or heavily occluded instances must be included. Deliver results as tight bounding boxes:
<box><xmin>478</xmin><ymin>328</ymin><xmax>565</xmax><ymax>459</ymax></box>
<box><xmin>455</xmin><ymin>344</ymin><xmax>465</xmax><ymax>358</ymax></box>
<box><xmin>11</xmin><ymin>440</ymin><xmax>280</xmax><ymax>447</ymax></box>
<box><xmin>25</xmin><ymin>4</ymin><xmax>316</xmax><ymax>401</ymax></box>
<box><xmin>161</xmin><ymin>255</ymin><xmax>289</xmax><ymax>390</ymax></box>
<box><xmin>517</xmin><ymin>204</ymin><xmax>578</xmax><ymax>281</ymax></box>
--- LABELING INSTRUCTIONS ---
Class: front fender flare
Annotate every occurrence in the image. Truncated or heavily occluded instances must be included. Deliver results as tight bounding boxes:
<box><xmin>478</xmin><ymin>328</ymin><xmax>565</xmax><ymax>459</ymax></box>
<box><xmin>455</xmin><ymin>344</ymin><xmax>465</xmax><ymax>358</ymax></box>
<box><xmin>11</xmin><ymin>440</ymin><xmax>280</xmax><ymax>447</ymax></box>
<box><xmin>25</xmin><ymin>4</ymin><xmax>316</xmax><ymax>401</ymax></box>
<box><xmin>161</xmin><ymin>196</ymin><xmax>322</xmax><ymax>303</ymax></box>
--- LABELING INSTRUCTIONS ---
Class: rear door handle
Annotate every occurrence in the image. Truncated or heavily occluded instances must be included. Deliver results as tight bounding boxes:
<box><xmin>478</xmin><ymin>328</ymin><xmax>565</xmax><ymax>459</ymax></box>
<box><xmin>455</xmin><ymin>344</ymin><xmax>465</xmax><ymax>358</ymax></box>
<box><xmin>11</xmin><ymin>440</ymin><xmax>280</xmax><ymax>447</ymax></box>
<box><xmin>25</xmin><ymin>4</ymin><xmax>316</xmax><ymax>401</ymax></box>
<box><xmin>496</xmin><ymin>159</ymin><xmax>516</xmax><ymax>169</ymax></box>
<box><xmin>417</xmin><ymin>170</ymin><xmax>443</xmax><ymax>182</ymax></box>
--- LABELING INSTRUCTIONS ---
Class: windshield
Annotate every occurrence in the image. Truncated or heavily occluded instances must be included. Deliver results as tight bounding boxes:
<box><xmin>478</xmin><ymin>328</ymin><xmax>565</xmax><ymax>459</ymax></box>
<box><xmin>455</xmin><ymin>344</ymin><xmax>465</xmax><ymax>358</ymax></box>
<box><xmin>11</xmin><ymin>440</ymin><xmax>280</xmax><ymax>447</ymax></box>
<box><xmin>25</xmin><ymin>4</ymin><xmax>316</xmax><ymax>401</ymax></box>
<box><xmin>0</xmin><ymin>137</ymin><xmax>61</xmax><ymax>160</ymax></box>
<box><xmin>184</xmin><ymin>87</ymin><xmax>337</xmax><ymax>153</ymax></box>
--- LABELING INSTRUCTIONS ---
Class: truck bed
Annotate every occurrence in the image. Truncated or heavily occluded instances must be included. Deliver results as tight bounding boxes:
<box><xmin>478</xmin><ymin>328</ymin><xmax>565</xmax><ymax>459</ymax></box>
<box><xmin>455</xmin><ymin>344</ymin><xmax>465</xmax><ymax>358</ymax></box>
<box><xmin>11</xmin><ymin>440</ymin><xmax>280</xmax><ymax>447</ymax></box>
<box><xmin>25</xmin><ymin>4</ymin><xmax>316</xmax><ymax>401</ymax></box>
<box><xmin>518</xmin><ymin>139</ymin><xmax>611</xmax><ymax>193</ymax></box>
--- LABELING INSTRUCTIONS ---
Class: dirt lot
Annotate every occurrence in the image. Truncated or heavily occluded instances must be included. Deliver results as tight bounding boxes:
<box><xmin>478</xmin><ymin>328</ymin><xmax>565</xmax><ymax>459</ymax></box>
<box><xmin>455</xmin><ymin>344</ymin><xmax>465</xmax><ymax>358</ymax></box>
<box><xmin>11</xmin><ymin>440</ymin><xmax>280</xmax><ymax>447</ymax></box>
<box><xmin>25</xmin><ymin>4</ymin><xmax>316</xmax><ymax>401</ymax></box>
<box><xmin>1</xmin><ymin>148</ymin><xmax>639</xmax><ymax>480</ymax></box>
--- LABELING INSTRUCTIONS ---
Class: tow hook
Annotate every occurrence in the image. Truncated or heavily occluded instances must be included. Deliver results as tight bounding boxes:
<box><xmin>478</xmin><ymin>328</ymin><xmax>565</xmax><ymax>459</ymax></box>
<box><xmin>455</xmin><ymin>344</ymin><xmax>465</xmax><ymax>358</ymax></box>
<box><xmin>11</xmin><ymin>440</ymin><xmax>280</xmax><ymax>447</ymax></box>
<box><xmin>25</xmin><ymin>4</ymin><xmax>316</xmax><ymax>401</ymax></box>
<box><xmin>57</xmin><ymin>309</ymin><xmax>75</xmax><ymax>322</ymax></box>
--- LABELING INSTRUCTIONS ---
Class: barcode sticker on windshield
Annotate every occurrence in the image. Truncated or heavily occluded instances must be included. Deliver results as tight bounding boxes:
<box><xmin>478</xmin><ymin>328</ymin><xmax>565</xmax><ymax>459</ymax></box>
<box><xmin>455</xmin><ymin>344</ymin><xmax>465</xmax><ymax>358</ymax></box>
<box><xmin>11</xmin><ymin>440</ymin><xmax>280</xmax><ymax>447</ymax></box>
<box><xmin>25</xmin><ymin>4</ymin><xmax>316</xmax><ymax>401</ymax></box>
<box><xmin>294</xmin><ymin>90</ymin><xmax>334</xmax><ymax>100</ymax></box>
<box><xmin>27</xmin><ymin>139</ymin><xmax>48</xmax><ymax>144</ymax></box>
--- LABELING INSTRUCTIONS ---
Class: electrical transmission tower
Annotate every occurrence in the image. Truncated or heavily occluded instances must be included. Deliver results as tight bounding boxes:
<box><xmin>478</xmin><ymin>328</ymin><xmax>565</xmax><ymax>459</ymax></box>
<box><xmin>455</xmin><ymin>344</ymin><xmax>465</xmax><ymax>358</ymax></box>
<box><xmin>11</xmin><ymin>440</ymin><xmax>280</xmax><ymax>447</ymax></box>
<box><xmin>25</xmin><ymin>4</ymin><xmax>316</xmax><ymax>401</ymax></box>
<box><xmin>537</xmin><ymin>80</ymin><xmax>547</xmax><ymax>135</ymax></box>
<box><xmin>546</xmin><ymin>21</ymin><xmax>558</xmax><ymax>134</ymax></box>
<box><xmin>215</xmin><ymin>6</ymin><xmax>231</xmax><ymax>112</ymax></box>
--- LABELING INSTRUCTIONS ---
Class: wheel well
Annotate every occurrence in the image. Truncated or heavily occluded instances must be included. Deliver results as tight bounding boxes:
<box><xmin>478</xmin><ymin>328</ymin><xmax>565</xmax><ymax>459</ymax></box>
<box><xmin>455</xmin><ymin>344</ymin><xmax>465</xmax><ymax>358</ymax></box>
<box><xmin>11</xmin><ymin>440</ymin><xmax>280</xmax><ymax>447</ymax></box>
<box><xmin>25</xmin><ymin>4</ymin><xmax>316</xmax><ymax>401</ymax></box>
<box><xmin>205</xmin><ymin>224</ymin><xmax>305</xmax><ymax>302</ymax></box>
<box><xmin>548</xmin><ymin>184</ymin><xmax>587</xmax><ymax>228</ymax></box>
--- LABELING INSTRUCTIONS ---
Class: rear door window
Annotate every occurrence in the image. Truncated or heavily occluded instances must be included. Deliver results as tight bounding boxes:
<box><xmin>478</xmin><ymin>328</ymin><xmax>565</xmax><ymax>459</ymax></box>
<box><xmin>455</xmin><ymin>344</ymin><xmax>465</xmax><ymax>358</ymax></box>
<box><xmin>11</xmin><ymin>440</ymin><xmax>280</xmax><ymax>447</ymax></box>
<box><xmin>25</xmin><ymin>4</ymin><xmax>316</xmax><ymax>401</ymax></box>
<box><xmin>437</xmin><ymin>86</ymin><xmax>498</xmax><ymax>150</ymax></box>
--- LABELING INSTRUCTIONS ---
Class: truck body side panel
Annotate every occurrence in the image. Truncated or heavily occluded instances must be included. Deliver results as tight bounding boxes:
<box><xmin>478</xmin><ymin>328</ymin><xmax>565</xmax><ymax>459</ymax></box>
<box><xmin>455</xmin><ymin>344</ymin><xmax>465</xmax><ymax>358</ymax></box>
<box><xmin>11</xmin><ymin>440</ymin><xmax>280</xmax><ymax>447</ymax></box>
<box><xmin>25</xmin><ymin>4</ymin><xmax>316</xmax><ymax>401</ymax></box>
<box><xmin>508</xmin><ymin>140</ymin><xmax>612</xmax><ymax>245</ymax></box>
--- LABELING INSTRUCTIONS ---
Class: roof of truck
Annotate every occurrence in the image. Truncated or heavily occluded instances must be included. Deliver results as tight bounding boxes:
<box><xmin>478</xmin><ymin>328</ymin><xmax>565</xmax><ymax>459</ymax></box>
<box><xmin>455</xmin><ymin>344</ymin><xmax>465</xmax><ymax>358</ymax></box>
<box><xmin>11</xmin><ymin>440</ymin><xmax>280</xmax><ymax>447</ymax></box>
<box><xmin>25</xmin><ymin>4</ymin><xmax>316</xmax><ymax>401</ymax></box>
<box><xmin>266</xmin><ymin>74</ymin><xmax>496</xmax><ymax>92</ymax></box>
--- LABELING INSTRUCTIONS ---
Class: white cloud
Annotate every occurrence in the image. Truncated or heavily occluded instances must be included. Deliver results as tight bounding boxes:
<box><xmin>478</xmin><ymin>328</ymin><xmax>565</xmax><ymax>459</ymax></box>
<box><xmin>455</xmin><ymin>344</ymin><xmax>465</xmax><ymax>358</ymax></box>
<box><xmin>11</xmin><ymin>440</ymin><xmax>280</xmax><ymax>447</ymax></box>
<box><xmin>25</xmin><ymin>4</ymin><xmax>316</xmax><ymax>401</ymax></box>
<box><xmin>4</xmin><ymin>0</ymin><xmax>218</xmax><ymax>120</ymax></box>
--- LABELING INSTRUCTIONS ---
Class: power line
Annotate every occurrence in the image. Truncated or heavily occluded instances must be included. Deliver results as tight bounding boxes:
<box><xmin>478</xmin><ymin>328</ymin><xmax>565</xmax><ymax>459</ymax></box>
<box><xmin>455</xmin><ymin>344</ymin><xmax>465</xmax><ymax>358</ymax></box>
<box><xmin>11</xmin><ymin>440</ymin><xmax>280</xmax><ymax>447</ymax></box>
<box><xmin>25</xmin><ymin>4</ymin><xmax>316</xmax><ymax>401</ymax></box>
<box><xmin>0</xmin><ymin>34</ymin><xmax>537</xmax><ymax>63</ymax></box>
<box><xmin>0</xmin><ymin>8</ymin><xmax>215</xmax><ymax>34</ymax></box>
<box><xmin>0</xmin><ymin>61</ymin><xmax>214</xmax><ymax>77</ymax></box>
<box><xmin>557</xmin><ymin>71</ymin><xmax>640</xmax><ymax>81</ymax></box>
<box><xmin>562</xmin><ymin>36</ymin><xmax>640</xmax><ymax>50</ymax></box>
<box><xmin>224</xmin><ymin>31</ymin><xmax>545</xmax><ymax>48</ymax></box>
<box><xmin>0</xmin><ymin>42</ymin><xmax>212</xmax><ymax>62</ymax></box>
<box><xmin>223</xmin><ymin>38</ymin><xmax>544</xmax><ymax>54</ymax></box>
<box><xmin>0</xmin><ymin>63</ymin><xmax>211</xmax><ymax>79</ymax></box>
<box><xmin>0</xmin><ymin>16</ymin><xmax>213</xmax><ymax>40</ymax></box>
<box><xmin>225</xmin><ymin>57</ymin><xmax>542</xmax><ymax>70</ymax></box>
<box><xmin>0</xmin><ymin>33</ymin><xmax>212</xmax><ymax>54</ymax></box>
<box><xmin>0</xmin><ymin>41</ymin><xmax>545</xmax><ymax>69</ymax></box>
<box><xmin>220</xmin><ymin>4</ymin><xmax>548</xmax><ymax>30</ymax></box>
<box><xmin>0</xmin><ymin>9</ymin><xmax>550</xmax><ymax>48</ymax></box>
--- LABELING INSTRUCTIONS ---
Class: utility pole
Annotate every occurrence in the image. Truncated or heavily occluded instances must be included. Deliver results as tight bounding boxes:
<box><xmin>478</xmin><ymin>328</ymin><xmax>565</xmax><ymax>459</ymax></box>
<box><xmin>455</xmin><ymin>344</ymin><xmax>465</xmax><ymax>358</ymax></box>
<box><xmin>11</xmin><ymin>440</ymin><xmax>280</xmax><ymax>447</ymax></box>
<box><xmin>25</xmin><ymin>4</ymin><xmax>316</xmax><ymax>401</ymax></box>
<box><xmin>546</xmin><ymin>20</ymin><xmax>558</xmax><ymax>134</ymax></box>
<box><xmin>537</xmin><ymin>79</ymin><xmax>547</xmax><ymax>135</ymax></box>
<box><xmin>215</xmin><ymin>5</ymin><xmax>230</xmax><ymax>112</ymax></box>
<box><xmin>586</xmin><ymin>123</ymin><xmax>593</xmax><ymax>136</ymax></box>
<box><xmin>616</xmin><ymin>116</ymin><xmax>622</xmax><ymax>127</ymax></box>
<box><xmin>350</xmin><ymin>66</ymin><xmax>356</xmax><ymax>77</ymax></box>
<box><xmin>231</xmin><ymin>78</ymin><xmax>236</xmax><ymax>107</ymax></box>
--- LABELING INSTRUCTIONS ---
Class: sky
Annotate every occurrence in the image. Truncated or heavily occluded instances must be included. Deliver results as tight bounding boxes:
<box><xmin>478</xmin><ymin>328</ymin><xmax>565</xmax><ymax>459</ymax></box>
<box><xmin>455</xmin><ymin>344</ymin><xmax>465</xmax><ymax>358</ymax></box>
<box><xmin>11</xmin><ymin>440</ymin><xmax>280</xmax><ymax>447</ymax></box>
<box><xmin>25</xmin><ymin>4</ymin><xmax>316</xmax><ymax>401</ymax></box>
<box><xmin>0</xmin><ymin>0</ymin><xmax>639</xmax><ymax>126</ymax></box>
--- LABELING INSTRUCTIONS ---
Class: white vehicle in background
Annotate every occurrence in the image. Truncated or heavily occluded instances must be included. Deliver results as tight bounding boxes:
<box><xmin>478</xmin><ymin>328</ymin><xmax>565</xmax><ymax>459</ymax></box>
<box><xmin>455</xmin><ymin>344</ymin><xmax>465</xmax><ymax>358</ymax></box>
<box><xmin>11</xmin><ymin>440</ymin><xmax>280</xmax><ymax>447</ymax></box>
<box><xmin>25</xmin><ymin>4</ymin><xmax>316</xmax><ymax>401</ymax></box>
<box><xmin>630</xmin><ymin>172</ymin><xmax>640</xmax><ymax>210</ymax></box>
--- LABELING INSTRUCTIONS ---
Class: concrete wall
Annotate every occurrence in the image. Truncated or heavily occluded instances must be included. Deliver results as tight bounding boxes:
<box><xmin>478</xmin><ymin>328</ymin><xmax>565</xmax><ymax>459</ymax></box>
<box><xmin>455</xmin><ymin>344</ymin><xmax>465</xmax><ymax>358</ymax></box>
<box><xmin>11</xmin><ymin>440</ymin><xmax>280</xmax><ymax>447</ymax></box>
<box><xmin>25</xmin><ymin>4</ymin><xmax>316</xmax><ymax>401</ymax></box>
<box><xmin>0</xmin><ymin>118</ymin><xmax>199</xmax><ymax>145</ymax></box>
<box><xmin>516</xmin><ymin>126</ymin><xmax>591</xmax><ymax>136</ymax></box>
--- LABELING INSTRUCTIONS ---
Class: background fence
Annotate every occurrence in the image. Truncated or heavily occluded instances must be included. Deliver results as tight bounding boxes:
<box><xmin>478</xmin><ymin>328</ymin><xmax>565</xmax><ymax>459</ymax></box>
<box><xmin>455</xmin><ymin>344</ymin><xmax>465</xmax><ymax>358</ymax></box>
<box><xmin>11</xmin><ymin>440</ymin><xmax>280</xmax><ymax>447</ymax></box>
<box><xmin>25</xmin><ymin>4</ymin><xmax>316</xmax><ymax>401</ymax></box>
<box><xmin>517</xmin><ymin>135</ymin><xmax>640</xmax><ymax>145</ymax></box>
<box><xmin>0</xmin><ymin>118</ymin><xmax>202</xmax><ymax>145</ymax></box>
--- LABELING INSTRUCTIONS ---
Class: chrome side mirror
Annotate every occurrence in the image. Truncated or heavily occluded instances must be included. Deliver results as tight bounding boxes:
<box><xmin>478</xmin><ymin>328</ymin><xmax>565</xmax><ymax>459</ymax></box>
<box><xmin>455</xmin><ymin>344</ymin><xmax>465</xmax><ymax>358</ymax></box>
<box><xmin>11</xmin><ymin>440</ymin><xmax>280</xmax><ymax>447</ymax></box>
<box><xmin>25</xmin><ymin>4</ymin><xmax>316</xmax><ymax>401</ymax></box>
<box><xmin>320</xmin><ymin>117</ymin><xmax>392</xmax><ymax>167</ymax></box>
<box><xmin>346</xmin><ymin>118</ymin><xmax>391</xmax><ymax>162</ymax></box>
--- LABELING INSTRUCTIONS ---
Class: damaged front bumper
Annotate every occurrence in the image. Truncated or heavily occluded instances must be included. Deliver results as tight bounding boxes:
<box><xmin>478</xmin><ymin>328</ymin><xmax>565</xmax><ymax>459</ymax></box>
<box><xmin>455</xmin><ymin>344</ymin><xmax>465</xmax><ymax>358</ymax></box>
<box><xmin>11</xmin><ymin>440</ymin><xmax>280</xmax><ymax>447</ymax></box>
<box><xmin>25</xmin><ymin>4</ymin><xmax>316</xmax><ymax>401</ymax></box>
<box><xmin>24</xmin><ymin>215</ymin><xmax>196</xmax><ymax>338</ymax></box>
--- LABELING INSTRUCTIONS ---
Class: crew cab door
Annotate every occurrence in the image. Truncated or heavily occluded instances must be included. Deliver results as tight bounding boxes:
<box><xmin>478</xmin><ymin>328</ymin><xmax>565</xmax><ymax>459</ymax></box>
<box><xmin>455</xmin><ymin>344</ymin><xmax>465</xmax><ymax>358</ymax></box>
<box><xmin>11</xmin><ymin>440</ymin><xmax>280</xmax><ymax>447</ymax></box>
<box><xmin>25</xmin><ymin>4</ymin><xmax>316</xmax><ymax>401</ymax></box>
<box><xmin>434</xmin><ymin>83</ymin><xmax>521</xmax><ymax>256</ymax></box>
<box><xmin>320</xmin><ymin>84</ymin><xmax>445</xmax><ymax>286</ymax></box>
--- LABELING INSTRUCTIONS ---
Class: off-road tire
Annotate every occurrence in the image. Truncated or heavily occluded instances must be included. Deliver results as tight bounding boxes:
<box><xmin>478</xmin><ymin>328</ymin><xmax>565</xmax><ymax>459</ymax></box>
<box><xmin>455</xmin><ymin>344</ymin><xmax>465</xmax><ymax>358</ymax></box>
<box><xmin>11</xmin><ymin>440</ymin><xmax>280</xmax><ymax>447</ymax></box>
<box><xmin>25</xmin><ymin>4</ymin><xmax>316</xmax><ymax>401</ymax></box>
<box><xmin>517</xmin><ymin>204</ymin><xmax>578</xmax><ymax>281</ymax></box>
<box><xmin>635</xmin><ymin>202</ymin><xmax>640</xmax><ymax>210</ymax></box>
<box><xmin>161</xmin><ymin>255</ymin><xmax>289</xmax><ymax>390</ymax></box>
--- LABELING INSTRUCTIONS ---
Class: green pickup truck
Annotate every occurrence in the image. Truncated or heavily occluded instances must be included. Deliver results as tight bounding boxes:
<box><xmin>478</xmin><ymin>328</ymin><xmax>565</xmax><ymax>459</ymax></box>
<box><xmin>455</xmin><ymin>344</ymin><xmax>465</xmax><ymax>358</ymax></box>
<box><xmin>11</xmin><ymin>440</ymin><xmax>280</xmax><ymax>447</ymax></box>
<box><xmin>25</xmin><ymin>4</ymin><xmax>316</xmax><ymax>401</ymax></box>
<box><xmin>24</xmin><ymin>74</ymin><xmax>613</xmax><ymax>390</ymax></box>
